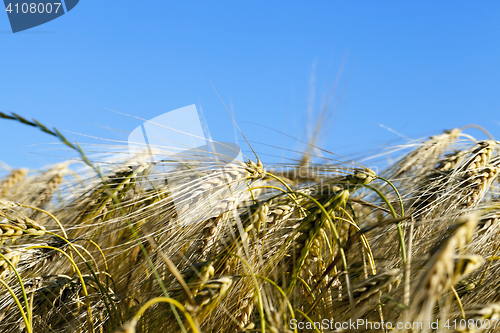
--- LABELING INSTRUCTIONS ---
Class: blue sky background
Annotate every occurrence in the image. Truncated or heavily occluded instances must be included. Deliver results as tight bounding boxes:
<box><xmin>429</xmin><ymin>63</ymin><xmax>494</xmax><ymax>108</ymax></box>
<box><xmin>1</xmin><ymin>1</ymin><xmax>500</xmax><ymax>173</ymax></box>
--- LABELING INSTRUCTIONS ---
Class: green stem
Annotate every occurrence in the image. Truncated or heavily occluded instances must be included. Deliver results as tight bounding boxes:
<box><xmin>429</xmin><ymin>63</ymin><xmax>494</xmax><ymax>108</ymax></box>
<box><xmin>285</xmin><ymin>190</ymin><xmax>356</xmax><ymax>315</ymax></box>
<box><xmin>376</xmin><ymin>176</ymin><xmax>405</xmax><ymax>217</ymax></box>
<box><xmin>0</xmin><ymin>253</ymin><xmax>30</xmax><ymax>331</ymax></box>
<box><xmin>132</xmin><ymin>297</ymin><xmax>200</xmax><ymax>332</ymax></box>
<box><xmin>27</xmin><ymin>245</ymin><xmax>95</xmax><ymax>333</ymax></box>
<box><xmin>46</xmin><ymin>231</ymin><xmax>121</xmax><ymax>327</ymax></box>
<box><xmin>227</xmin><ymin>253</ymin><xmax>265</xmax><ymax>333</ymax></box>
<box><xmin>255</xmin><ymin>275</ymin><xmax>297</xmax><ymax>333</ymax></box>
<box><xmin>365</xmin><ymin>184</ymin><xmax>406</xmax><ymax>265</ymax></box>
<box><xmin>0</xmin><ymin>279</ymin><xmax>31</xmax><ymax>333</ymax></box>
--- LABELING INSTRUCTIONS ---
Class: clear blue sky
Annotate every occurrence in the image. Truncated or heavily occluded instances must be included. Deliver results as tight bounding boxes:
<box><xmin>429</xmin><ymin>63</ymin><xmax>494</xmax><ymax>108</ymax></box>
<box><xmin>1</xmin><ymin>1</ymin><xmax>499</xmax><ymax>172</ymax></box>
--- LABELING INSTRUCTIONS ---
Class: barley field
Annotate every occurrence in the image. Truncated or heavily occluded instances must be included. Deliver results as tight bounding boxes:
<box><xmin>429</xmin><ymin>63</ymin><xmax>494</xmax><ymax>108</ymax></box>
<box><xmin>0</xmin><ymin>112</ymin><xmax>499</xmax><ymax>333</ymax></box>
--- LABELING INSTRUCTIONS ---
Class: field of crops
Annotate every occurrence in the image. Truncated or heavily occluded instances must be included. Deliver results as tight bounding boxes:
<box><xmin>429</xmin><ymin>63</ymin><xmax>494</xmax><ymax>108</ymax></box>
<box><xmin>0</xmin><ymin>112</ymin><xmax>499</xmax><ymax>333</ymax></box>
